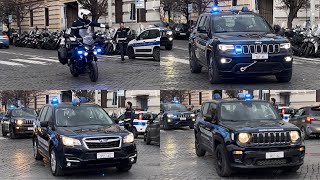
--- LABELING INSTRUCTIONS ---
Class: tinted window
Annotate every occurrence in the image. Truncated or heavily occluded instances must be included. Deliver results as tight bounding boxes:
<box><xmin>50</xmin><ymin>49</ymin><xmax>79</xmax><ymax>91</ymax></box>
<box><xmin>198</xmin><ymin>16</ymin><xmax>207</xmax><ymax>27</ymax></box>
<box><xmin>310</xmin><ymin>107</ymin><xmax>320</xmax><ymax>116</ymax></box>
<box><xmin>203</xmin><ymin>103</ymin><xmax>216</xmax><ymax>116</ymax></box>
<box><xmin>148</xmin><ymin>29</ymin><xmax>160</xmax><ymax>39</ymax></box>
<box><xmin>44</xmin><ymin>107</ymin><xmax>53</xmax><ymax>122</ymax></box>
<box><xmin>163</xmin><ymin>104</ymin><xmax>188</xmax><ymax>111</ymax></box>
<box><xmin>39</xmin><ymin>107</ymin><xmax>48</xmax><ymax>122</ymax></box>
<box><xmin>12</xmin><ymin>108</ymin><xmax>37</xmax><ymax>117</ymax></box>
<box><xmin>139</xmin><ymin>30</ymin><xmax>150</xmax><ymax>40</ymax></box>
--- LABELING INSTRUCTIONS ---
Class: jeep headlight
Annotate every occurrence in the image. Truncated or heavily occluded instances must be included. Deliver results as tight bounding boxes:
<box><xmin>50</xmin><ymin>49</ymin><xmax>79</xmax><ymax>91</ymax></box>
<box><xmin>280</xmin><ymin>43</ymin><xmax>291</xmax><ymax>49</ymax></box>
<box><xmin>16</xmin><ymin>119</ymin><xmax>23</xmax><ymax>125</ymax></box>
<box><xmin>166</xmin><ymin>31</ymin><xmax>173</xmax><ymax>35</ymax></box>
<box><xmin>218</xmin><ymin>44</ymin><xmax>234</xmax><ymax>51</ymax></box>
<box><xmin>61</xmin><ymin>136</ymin><xmax>81</xmax><ymax>147</ymax></box>
<box><xmin>290</xmin><ymin>131</ymin><xmax>300</xmax><ymax>142</ymax></box>
<box><xmin>167</xmin><ymin>114</ymin><xmax>173</xmax><ymax>118</ymax></box>
<box><xmin>123</xmin><ymin>133</ymin><xmax>134</xmax><ymax>143</ymax></box>
<box><xmin>190</xmin><ymin>114</ymin><xmax>196</xmax><ymax>117</ymax></box>
<box><xmin>238</xmin><ymin>133</ymin><xmax>251</xmax><ymax>144</ymax></box>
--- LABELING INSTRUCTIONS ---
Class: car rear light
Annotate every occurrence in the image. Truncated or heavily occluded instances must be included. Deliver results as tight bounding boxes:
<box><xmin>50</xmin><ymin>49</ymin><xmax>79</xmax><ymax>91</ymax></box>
<box><xmin>282</xmin><ymin>108</ymin><xmax>285</xmax><ymax>115</ymax></box>
<box><xmin>138</xmin><ymin>113</ymin><xmax>142</xmax><ymax>120</ymax></box>
<box><xmin>305</xmin><ymin>117</ymin><xmax>315</xmax><ymax>123</ymax></box>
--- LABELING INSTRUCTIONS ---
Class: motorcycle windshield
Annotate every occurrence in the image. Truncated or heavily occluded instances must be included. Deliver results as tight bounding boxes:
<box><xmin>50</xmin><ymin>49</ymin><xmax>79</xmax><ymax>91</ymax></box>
<box><xmin>79</xmin><ymin>29</ymin><xmax>94</xmax><ymax>46</ymax></box>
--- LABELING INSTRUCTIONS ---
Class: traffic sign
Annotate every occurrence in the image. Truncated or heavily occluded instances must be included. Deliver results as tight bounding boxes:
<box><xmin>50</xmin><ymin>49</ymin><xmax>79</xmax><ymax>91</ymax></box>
<box><xmin>188</xmin><ymin>4</ymin><xmax>193</xmax><ymax>14</ymax></box>
<box><xmin>135</xmin><ymin>0</ymin><xmax>145</xmax><ymax>9</ymax></box>
<box><xmin>8</xmin><ymin>15</ymin><xmax>12</xmax><ymax>24</ymax></box>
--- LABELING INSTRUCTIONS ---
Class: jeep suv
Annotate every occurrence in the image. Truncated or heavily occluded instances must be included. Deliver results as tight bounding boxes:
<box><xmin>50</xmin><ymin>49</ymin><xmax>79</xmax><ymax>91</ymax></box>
<box><xmin>194</xmin><ymin>98</ymin><xmax>304</xmax><ymax>177</ymax></box>
<box><xmin>189</xmin><ymin>10</ymin><xmax>293</xmax><ymax>84</ymax></box>
<box><xmin>33</xmin><ymin>103</ymin><xmax>137</xmax><ymax>176</ymax></box>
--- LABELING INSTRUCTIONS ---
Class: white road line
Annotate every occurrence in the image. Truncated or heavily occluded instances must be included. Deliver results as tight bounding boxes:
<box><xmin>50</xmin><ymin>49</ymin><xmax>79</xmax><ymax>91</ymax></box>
<box><xmin>10</xmin><ymin>59</ymin><xmax>47</xmax><ymax>65</ymax></box>
<box><xmin>161</xmin><ymin>56</ymin><xmax>189</xmax><ymax>65</ymax></box>
<box><xmin>29</xmin><ymin>57</ymin><xmax>58</xmax><ymax>62</ymax></box>
<box><xmin>0</xmin><ymin>60</ymin><xmax>26</xmax><ymax>66</ymax></box>
<box><xmin>174</xmin><ymin>47</ymin><xmax>188</xmax><ymax>51</ymax></box>
<box><xmin>0</xmin><ymin>137</ymin><xmax>8</xmax><ymax>140</ymax></box>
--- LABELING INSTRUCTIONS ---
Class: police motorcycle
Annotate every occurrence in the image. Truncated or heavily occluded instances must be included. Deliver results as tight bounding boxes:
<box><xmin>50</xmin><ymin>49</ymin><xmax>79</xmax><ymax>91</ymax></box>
<box><xmin>304</xmin><ymin>24</ymin><xmax>320</xmax><ymax>57</ymax></box>
<box><xmin>58</xmin><ymin>28</ymin><xmax>103</xmax><ymax>82</ymax></box>
<box><xmin>104</xmin><ymin>28</ymin><xmax>117</xmax><ymax>55</ymax></box>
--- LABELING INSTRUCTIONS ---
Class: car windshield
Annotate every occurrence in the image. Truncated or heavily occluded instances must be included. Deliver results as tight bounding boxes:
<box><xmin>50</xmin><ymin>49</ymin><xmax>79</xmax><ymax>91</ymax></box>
<box><xmin>55</xmin><ymin>106</ymin><xmax>114</xmax><ymax>127</ymax></box>
<box><xmin>12</xmin><ymin>108</ymin><xmax>37</xmax><ymax>117</ymax></box>
<box><xmin>310</xmin><ymin>107</ymin><xmax>320</xmax><ymax>116</ymax></box>
<box><xmin>164</xmin><ymin>104</ymin><xmax>188</xmax><ymax>111</ymax></box>
<box><xmin>220</xmin><ymin>101</ymin><xmax>278</xmax><ymax>121</ymax></box>
<box><xmin>213</xmin><ymin>14</ymin><xmax>272</xmax><ymax>33</ymax></box>
<box><xmin>79</xmin><ymin>29</ymin><xmax>94</xmax><ymax>45</ymax></box>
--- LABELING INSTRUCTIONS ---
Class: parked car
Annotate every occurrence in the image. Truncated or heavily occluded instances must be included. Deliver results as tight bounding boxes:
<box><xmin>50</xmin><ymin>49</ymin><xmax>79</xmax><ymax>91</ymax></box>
<box><xmin>289</xmin><ymin>106</ymin><xmax>320</xmax><ymax>139</ymax></box>
<box><xmin>0</xmin><ymin>30</ymin><xmax>10</xmax><ymax>49</ymax></box>
<box><xmin>173</xmin><ymin>23</ymin><xmax>191</xmax><ymax>39</ymax></box>
<box><xmin>144</xmin><ymin>113</ymin><xmax>160</xmax><ymax>145</ymax></box>
<box><xmin>277</xmin><ymin>105</ymin><xmax>295</xmax><ymax>122</ymax></box>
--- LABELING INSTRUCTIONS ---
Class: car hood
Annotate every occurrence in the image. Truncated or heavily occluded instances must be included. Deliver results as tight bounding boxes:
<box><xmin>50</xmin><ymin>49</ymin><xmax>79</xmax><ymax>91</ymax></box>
<box><xmin>55</xmin><ymin>124</ymin><xmax>128</xmax><ymax>137</ymax></box>
<box><xmin>221</xmin><ymin>119</ymin><xmax>299</xmax><ymax>132</ymax></box>
<box><xmin>166</xmin><ymin>111</ymin><xmax>194</xmax><ymax>115</ymax></box>
<box><xmin>13</xmin><ymin>117</ymin><xmax>37</xmax><ymax>121</ymax></box>
<box><xmin>216</xmin><ymin>32</ymin><xmax>288</xmax><ymax>43</ymax></box>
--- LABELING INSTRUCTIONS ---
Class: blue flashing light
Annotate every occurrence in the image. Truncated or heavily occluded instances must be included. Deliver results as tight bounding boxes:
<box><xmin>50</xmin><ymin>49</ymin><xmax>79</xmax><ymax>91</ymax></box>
<box><xmin>242</xmin><ymin>6</ymin><xmax>249</xmax><ymax>12</ymax></box>
<box><xmin>9</xmin><ymin>104</ymin><xmax>15</xmax><ymax>109</ymax></box>
<box><xmin>212</xmin><ymin>6</ymin><xmax>220</xmax><ymax>13</ymax></box>
<box><xmin>245</xmin><ymin>94</ymin><xmax>252</xmax><ymax>101</ymax></box>
<box><xmin>235</xmin><ymin>46</ymin><xmax>242</xmax><ymax>54</ymax></box>
<box><xmin>77</xmin><ymin>50</ymin><xmax>83</xmax><ymax>55</ymax></box>
<box><xmin>213</xmin><ymin>93</ymin><xmax>222</xmax><ymax>100</ymax></box>
<box><xmin>238</xmin><ymin>93</ymin><xmax>252</xmax><ymax>100</ymax></box>
<box><xmin>51</xmin><ymin>98</ymin><xmax>59</xmax><ymax>105</ymax></box>
<box><xmin>79</xmin><ymin>97</ymin><xmax>87</xmax><ymax>103</ymax></box>
<box><xmin>96</xmin><ymin>48</ymin><xmax>102</xmax><ymax>53</ymax></box>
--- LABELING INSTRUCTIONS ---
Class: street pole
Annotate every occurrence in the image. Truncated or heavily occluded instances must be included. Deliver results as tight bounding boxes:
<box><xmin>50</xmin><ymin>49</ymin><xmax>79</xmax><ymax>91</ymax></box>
<box><xmin>310</xmin><ymin>0</ymin><xmax>315</xmax><ymax>28</ymax></box>
<box><xmin>108</xmin><ymin>0</ymin><xmax>112</xmax><ymax>28</ymax></box>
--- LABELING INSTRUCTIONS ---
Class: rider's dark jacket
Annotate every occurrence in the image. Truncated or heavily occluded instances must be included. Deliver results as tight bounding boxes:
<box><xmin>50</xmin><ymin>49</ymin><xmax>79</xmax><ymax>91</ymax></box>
<box><xmin>124</xmin><ymin>107</ymin><xmax>135</xmax><ymax>125</ymax></box>
<box><xmin>71</xmin><ymin>18</ymin><xmax>101</xmax><ymax>38</ymax></box>
<box><xmin>114</xmin><ymin>28</ymin><xmax>130</xmax><ymax>42</ymax></box>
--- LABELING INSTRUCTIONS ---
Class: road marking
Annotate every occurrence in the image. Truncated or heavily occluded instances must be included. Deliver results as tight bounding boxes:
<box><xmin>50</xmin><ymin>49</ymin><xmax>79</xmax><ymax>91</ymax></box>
<box><xmin>10</xmin><ymin>59</ymin><xmax>47</xmax><ymax>65</ymax></box>
<box><xmin>161</xmin><ymin>56</ymin><xmax>189</xmax><ymax>65</ymax></box>
<box><xmin>0</xmin><ymin>137</ymin><xmax>8</xmax><ymax>140</ymax></box>
<box><xmin>29</xmin><ymin>57</ymin><xmax>58</xmax><ymax>62</ymax></box>
<box><xmin>174</xmin><ymin>47</ymin><xmax>188</xmax><ymax>51</ymax></box>
<box><xmin>0</xmin><ymin>60</ymin><xmax>26</xmax><ymax>66</ymax></box>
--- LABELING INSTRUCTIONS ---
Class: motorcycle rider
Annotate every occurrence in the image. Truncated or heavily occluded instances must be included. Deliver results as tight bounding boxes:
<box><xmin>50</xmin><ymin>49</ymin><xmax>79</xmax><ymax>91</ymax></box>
<box><xmin>114</xmin><ymin>22</ymin><xmax>131</xmax><ymax>61</ymax></box>
<box><xmin>124</xmin><ymin>101</ymin><xmax>135</xmax><ymax>132</ymax></box>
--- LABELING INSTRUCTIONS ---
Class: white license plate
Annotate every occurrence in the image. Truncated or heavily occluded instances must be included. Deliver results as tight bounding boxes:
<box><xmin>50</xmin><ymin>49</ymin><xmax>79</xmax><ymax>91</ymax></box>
<box><xmin>266</xmin><ymin>151</ymin><xmax>284</xmax><ymax>159</ymax></box>
<box><xmin>252</xmin><ymin>53</ymin><xmax>268</xmax><ymax>60</ymax></box>
<box><xmin>97</xmin><ymin>152</ymin><xmax>114</xmax><ymax>159</ymax></box>
<box><xmin>27</xmin><ymin>127</ymin><xmax>34</xmax><ymax>130</ymax></box>
<box><xmin>180</xmin><ymin>117</ymin><xmax>186</xmax><ymax>120</ymax></box>
<box><xmin>180</xmin><ymin>33</ymin><xmax>186</xmax><ymax>35</ymax></box>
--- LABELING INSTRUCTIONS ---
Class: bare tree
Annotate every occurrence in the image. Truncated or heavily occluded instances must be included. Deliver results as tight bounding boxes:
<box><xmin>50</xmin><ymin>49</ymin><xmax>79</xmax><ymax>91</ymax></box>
<box><xmin>71</xmin><ymin>90</ymin><xmax>95</xmax><ymax>102</ymax></box>
<box><xmin>78</xmin><ymin>0</ymin><xmax>108</xmax><ymax>23</ymax></box>
<box><xmin>225</xmin><ymin>90</ymin><xmax>239</xmax><ymax>98</ymax></box>
<box><xmin>160</xmin><ymin>90</ymin><xmax>193</xmax><ymax>103</ymax></box>
<box><xmin>0</xmin><ymin>0</ymin><xmax>44</xmax><ymax>33</ymax></box>
<box><xmin>0</xmin><ymin>90</ymin><xmax>43</xmax><ymax>107</ymax></box>
<box><xmin>279</xmin><ymin>0</ymin><xmax>309</xmax><ymax>29</ymax></box>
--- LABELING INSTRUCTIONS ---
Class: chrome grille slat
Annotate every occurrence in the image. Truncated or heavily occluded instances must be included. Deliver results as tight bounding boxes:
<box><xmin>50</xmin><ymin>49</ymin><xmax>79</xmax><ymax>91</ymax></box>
<box><xmin>83</xmin><ymin>136</ymin><xmax>122</xmax><ymax>150</ymax></box>
<box><xmin>251</xmin><ymin>132</ymin><xmax>290</xmax><ymax>146</ymax></box>
<box><xmin>240</xmin><ymin>44</ymin><xmax>280</xmax><ymax>54</ymax></box>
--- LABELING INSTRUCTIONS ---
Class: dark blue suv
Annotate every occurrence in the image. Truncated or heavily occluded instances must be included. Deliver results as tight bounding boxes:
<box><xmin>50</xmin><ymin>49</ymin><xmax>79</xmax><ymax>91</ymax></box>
<box><xmin>194</xmin><ymin>97</ymin><xmax>304</xmax><ymax>177</ymax></box>
<box><xmin>33</xmin><ymin>102</ymin><xmax>137</xmax><ymax>176</ymax></box>
<box><xmin>189</xmin><ymin>8</ymin><xmax>293</xmax><ymax>84</ymax></box>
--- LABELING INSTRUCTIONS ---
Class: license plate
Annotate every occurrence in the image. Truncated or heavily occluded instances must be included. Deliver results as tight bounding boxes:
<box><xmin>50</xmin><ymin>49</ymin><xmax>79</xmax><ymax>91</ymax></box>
<box><xmin>252</xmin><ymin>53</ymin><xmax>268</xmax><ymax>60</ymax></box>
<box><xmin>180</xmin><ymin>33</ymin><xmax>186</xmax><ymax>35</ymax></box>
<box><xmin>27</xmin><ymin>127</ymin><xmax>34</xmax><ymax>130</ymax></box>
<box><xmin>180</xmin><ymin>117</ymin><xmax>186</xmax><ymax>120</ymax></box>
<box><xmin>266</xmin><ymin>151</ymin><xmax>284</xmax><ymax>159</ymax></box>
<box><xmin>97</xmin><ymin>152</ymin><xmax>114</xmax><ymax>159</ymax></box>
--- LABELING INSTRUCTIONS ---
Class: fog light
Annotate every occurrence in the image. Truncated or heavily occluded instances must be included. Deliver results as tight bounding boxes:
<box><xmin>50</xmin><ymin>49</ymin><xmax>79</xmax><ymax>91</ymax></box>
<box><xmin>220</xmin><ymin>58</ymin><xmax>232</xmax><ymax>64</ymax></box>
<box><xmin>67</xmin><ymin>162</ymin><xmax>71</xmax><ymax>167</ymax></box>
<box><xmin>299</xmin><ymin>147</ymin><xmax>305</xmax><ymax>151</ymax></box>
<box><xmin>233</xmin><ymin>151</ymin><xmax>243</xmax><ymax>155</ymax></box>
<box><xmin>130</xmin><ymin>157</ymin><xmax>135</xmax><ymax>163</ymax></box>
<box><xmin>192</xmin><ymin>119</ymin><xmax>195</xmax><ymax>121</ymax></box>
<box><xmin>169</xmin><ymin>37</ymin><xmax>173</xmax><ymax>41</ymax></box>
<box><xmin>285</xmin><ymin>56</ymin><xmax>292</xmax><ymax>62</ymax></box>
<box><xmin>167</xmin><ymin>119</ymin><xmax>172</xmax><ymax>122</ymax></box>
<box><xmin>16</xmin><ymin>127</ymin><xmax>20</xmax><ymax>129</ymax></box>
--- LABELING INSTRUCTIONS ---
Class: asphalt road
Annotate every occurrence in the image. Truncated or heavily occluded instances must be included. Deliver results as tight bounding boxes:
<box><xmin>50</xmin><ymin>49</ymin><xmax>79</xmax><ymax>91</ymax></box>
<box><xmin>0</xmin><ymin>127</ymin><xmax>160</xmax><ymax>180</ymax></box>
<box><xmin>160</xmin><ymin>40</ymin><xmax>320</xmax><ymax>90</ymax></box>
<box><xmin>0</xmin><ymin>46</ymin><xmax>159</xmax><ymax>90</ymax></box>
<box><xmin>160</xmin><ymin>127</ymin><xmax>320</xmax><ymax>179</ymax></box>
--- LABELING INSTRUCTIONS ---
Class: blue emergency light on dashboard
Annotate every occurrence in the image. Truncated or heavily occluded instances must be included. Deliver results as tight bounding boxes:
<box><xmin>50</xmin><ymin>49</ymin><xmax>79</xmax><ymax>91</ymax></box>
<box><xmin>212</xmin><ymin>6</ymin><xmax>220</xmax><ymax>13</ymax></box>
<box><xmin>77</xmin><ymin>50</ymin><xmax>84</xmax><ymax>55</ymax></box>
<box><xmin>213</xmin><ymin>93</ymin><xmax>222</xmax><ymax>100</ymax></box>
<box><xmin>51</xmin><ymin>98</ymin><xmax>59</xmax><ymax>105</ymax></box>
<box><xmin>235</xmin><ymin>45</ymin><xmax>242</xmax><ymax>54</ymax></box>
<box><xmin>244</xmin><ymin>94</ymin><xmax>252</xmax><ymax>100</ymax></box>
<box><xmin>238</xmin><ymin>93</ymin><xmax>252</xmax><ymax>100</ymax></box>
<box><xmin>9</xmin><ymin>104</ymin><xmax>15</xmax><ymax>109</ymax></box>
<box><xmin>96</xmin><ymin>48</ymin><xmax>102</xmax><ymax>53</ymax></box>
<box><xmin>79</xmin><ymin>97</ymin><xmax>87</xmax><ymax>103</ymax></box>
<box><xmin>242</xmin><ymin>6</ymin><xmax>249</xmax><ymax>12</ymax></box>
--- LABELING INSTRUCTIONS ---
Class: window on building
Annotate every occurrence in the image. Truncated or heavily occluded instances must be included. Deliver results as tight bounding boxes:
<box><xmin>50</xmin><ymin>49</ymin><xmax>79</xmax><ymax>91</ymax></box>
<box><xmin>188</xmin><ymin>93</ymin><xmax>191</xmax><ymax>105</ymax></box>
<box><xmin>112</xmin><ymin>92</ymin><xmax>117</xmax><ymax>106</ymax></box>
<box><xmin>30</xmin><ymin>10</ymin><xmax>34</xmax><ymax>27</ymax></box>
<box><xmin>317</xmin><ymin>90</ymin><xmax>320</xmax><ymax>102</ymax></box>
<box><xmin>199</xmin><ymin>92</ymin><xmax>202</xmax><ymax>105</ymax></box>
<box><xmin>101</xmin><ymin>90</ymin><xmax>108</xmax><ymax>108</ymax></box>
<box><xmin>279</xmin><ymin>92</ymin><xmax>290</xmax><ymax>105</ymax></box>
<box><xmin>45</xmin><ymin>8</ymin><xmax>49</xmax><ymax>26</ymax></box>
<box><xmin>118</xmin><ymin>96</ymin><xmax>126</xmax><ymax>108</ymax></box>
<box><xmin>115</xmin><ymin>0</ymin><xmax>123</xmax><ymax>23</ymax></box>
<box><xmin>45</xmin><ymin>95</ymin><xmax>49</xmax><ymax>104</ymax></box>
<box><xmin>137</xmin><ymin>0</ymin><xmax>147</xmax><ymax>23</ymax></box>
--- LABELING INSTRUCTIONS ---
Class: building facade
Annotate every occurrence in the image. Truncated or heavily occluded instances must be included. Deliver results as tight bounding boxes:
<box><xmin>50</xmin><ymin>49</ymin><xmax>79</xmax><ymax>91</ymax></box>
<box><xmin>11</xmin><ymin>0</ymin><xmax>160</xmax><ymax>32</ymax></box>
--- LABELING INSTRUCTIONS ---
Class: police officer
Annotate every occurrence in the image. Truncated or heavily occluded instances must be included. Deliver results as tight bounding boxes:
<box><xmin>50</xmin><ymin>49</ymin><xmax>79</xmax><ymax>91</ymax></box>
<box><xmin>124</xmin><ymin>101</ymin><xmax>135</xmax><ymax>132</ymax></box>
<box><xmin>114</xmin><ymin>23</ymin><xmax>131</xmax><ymax>61</ymax></box>
<box><xmin>71</xmin><ymin>9</ymin><xmax>107</xmax><ymax>38</ymax></box>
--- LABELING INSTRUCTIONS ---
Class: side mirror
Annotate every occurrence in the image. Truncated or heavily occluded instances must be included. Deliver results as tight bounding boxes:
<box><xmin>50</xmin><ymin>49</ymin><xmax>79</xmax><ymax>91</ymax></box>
<box><xmin>40</xmin><ymin>121</ymin><xmax>48</xmax><ymax>127</ymax></box>
<box><xmin>274</xmin><ymin>25</ymin><xmax>281</xmax><ymax>33</ymax></box>
<box><xmin>197</xmin><ymin>26</ymin><xmax>207</xmax><ymax>33</ymax></box>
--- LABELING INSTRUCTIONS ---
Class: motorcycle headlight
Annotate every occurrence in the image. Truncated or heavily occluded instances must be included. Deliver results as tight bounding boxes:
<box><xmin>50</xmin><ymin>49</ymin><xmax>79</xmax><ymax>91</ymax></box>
<box><xmin>16</xmin><ymin>119</ymin><xmax>23</xmax><ymax>125</ymax></box>
<box><xmin>123</xmin><ymin>133</ymin><xmax>134</xmax><ymax>143</ymax></box>
<box><xmin>280</xmin><ymin>43</ymin><xmax>291</xmax><ymax>49</ymax></box>
<box><xmin>218</xmin><ymin>44</ymin><xmax>234</xmax><ymax>51</ymax></box>
<box><xmin>61</xmin><ymin>136</ymin><xmax>81</xmax><ymax>147</ymax></box>
<box><xmin>238</xmin><ymin>133</ymin><xmax>251</xmax><ymax>144</ymax></box>
<box><xmin>290</xmin><ymin>131</ymin><xmax>300</xmax><ymax>142</ymax></box>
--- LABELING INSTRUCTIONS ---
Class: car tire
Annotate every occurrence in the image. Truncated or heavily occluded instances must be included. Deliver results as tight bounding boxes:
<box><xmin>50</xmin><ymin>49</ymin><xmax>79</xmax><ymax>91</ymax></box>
<box><xmin>89</xmin><ymin>61</ymin><xmax>99</xmax><ymax>82</ymax></box>
<box><xmin>276</xmin><ymin>70</ymin><xmax>292</xmax><ymax>83</ymax></box>
<box><xmin>5</xmin><ymin>46</ymin><xmax>9</xmax><ymax>49</ymax></box>
<box><xmin>69</xmin><ymin>63</ymin><xmax>79</xmax><ymax>77</ymax></box>
<box><xmin>301</xmin><ymin>126</ymin><xmax>309</xmax><ymax>140</ymax></box>
<box><xmin>153</xmin><ymin>47</ymin><xmax>160</xmax><ymax>61</ymax></box>
<box><xmin>132</xmin><ymin>127</ymin><xmax>138</xmax><ymax>138</ymax></box>
<box><xmin>2</xmin><ymin>126</ymin><xmax>7</xmax><ymax>136</ymax></box>
<box><xmin>127</xmin><ymin>47</ymin><xmax>135</xmax><ymax>59</ymax></box>
<box><xmin>116</xmin><ymin>165</ymin><xmax>132</xmax><ymax>172</ymax></box>
<box><xmin>146</xmin><ymin>131</ymin><xmax>151</xmax><ymax>145</ymax></box>
<box><xmin>189</xmin><ymin>48</ymin><xmax>202</xmax><ymax>73</ymax></box>
<box><xmin>214</xmin><ymin>144</ymin><xmax>232</xmax><ymax>177</ymax></box>
<box><xmin>33</xmin><ymin>138</ymin><xmax>43</xmax><ymax>160</ymax></box>
<box><xmin>208</xmin><ymin>53</ymin><xmax>222</xmax><ymax>84</ymax></box>
<box><xmin>50</xmin><ymin>148</ymin><xmax>64</xmax><ymax>176</ymax></box>
<box><xmin>165</xmin><ymin>45</ymin><xmax>172</xmax><ymax>50</ymax></box>
<box><xmin>195</xmin><ymin>136</ymin><xmax>206</xmax><ymax>156</ymax></box>
<box><xmin>9</xmin><ymin>126</ymin><xmax>16</xmax><ymax>139</ymax></box>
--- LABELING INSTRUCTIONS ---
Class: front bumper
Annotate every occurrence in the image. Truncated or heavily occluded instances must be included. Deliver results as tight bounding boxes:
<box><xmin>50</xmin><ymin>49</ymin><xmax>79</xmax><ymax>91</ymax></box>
<box><xmin>14</xmin><ymin>126</ymin><xmax>34</xmax><ymax>135</ymax></box>
<box><xmin>160</xmin><ymin>37</ymin><xmax>173</xmax><ymax>46</ymax></box>
<box><xmin>226</xmin><ymin>144</ymin><xmax>305</xmax><ymax>169</ymax></box>
<box><xmin>57</xmin><ymin>143</ymin><xmax>137</xmax><ymax>169</ymax></box>
<box><xmin>215</xmin><ymin>52</ymin><xmax>293</xmax><ymax>78</ymax></box>
<box><xmin>167</xmin><ymin>118</ymin><xmax>195</xmax><ymax>128</ymax></box>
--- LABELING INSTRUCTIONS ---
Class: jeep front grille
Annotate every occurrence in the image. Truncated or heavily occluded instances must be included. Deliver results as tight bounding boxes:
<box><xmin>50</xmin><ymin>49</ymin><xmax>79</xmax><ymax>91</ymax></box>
<box><xmin>177</xmin><ymin>114</ymin><xmax>191</xmax><ymax>118</ymax></box>
<box><xmin>83</xmin><ymin>136</ymin><xmax>122</xmax><ymax>150</ymax></box>
<box><xmin>256</xmin><ymin>159</ymin><xmax>287</xmax><ymax>166</ymax></box>
<box><xmin>251</xmin><ymin>132</ymin><xmax>291</xmax><ymax>145</ymax></box>
<box><xmin>235</xmin><ymin>44</ymin><xmax>280</xmax><ymax>54</ymax></box>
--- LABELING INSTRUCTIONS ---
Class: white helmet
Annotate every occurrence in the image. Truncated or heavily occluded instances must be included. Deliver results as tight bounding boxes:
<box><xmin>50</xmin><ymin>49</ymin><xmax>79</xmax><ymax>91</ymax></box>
<box><xmin>78</xmin><ymin>9</ymin><xmax>91</xmax><ymax>20</ymax></box>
